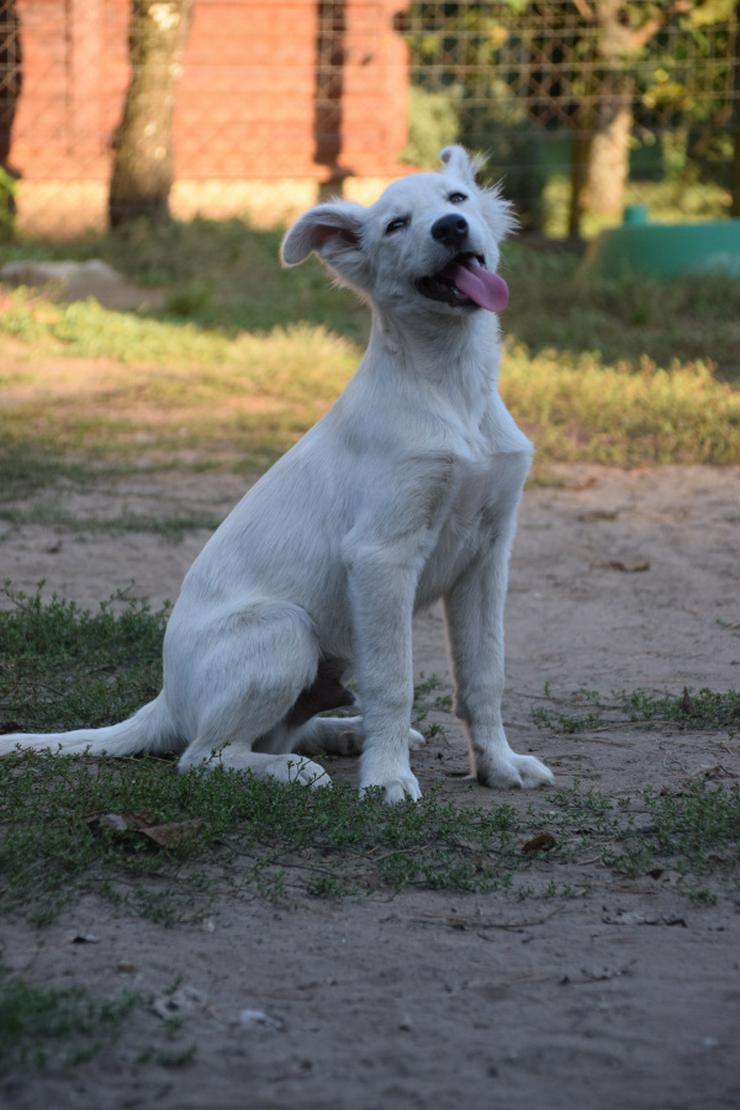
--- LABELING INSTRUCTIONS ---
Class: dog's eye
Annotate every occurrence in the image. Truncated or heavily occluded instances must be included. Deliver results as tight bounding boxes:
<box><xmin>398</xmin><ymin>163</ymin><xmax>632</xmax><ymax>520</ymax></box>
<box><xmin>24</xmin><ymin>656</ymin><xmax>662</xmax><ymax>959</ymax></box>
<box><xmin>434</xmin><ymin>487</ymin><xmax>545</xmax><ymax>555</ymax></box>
<box><xmin>448</xmin><ymin>192</ymin><xmax>468</xmax><ymax>204</ymax></box>
<box><xmin>385</xmin><ymin>216</ymin><xmax>409</xmax><ymax>234</ymax></box>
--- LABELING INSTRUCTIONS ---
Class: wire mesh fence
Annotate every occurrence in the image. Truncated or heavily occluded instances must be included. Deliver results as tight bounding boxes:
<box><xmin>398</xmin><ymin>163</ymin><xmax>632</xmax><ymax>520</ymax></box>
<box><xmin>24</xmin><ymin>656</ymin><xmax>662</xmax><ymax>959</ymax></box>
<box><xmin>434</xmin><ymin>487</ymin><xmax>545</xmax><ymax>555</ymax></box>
<box><xmin>401</xmin><ymin>1</ymin><xmax>739</xmax><ymax>236</ymax></box>
<box><xmin>0</xmin><ymin>0</ymin><xmax>737</xmax><ymax>239</ymax></box>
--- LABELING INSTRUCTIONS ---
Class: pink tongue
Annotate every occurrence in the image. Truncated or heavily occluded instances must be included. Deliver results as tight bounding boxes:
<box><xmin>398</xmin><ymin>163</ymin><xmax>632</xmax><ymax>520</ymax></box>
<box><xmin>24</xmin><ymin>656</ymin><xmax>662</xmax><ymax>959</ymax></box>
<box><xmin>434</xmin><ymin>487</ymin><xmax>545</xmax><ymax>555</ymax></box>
<box><xmin>452</xmin><ymin>257</ymin><xmax>509</xmax><ymax>312</ymax></box>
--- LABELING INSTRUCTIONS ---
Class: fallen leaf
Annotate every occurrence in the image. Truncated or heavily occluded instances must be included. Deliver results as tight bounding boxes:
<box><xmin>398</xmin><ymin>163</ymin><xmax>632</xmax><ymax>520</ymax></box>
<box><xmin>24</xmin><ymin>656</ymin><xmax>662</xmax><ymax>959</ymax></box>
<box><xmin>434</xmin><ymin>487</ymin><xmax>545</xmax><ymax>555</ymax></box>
<box><xmin>577</xmin><ymin>510</ymin><xmax>620</xmax><ymax>522</ymax></box>
<box><xmin>138</xmin><ymin>819</ymin><xmax>204</xmax><ymax>849</ymax></box>
<box><xmin>83</xmin><ymin>812</ymin><xmax>202</xmax><ymax>851</ymax></box>
<box><xmin>522</xmin><ymin>831</ymin><xmax>557</xmax><ymax>855</ymax></box>
<box><xmin>605</xmin><ymin>560</ymin><xmax>651</xmax><ymax>573</ymax></box>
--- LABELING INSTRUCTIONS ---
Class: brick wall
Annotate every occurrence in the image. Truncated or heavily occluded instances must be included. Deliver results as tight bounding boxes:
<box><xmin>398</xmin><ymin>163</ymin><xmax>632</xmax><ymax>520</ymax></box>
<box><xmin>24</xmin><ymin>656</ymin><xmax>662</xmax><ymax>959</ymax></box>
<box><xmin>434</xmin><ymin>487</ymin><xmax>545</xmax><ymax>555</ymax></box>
<box><xmin>5</xmin><ymin>0</ymin><xmax>411</xmax><ymax>233</ymax></box>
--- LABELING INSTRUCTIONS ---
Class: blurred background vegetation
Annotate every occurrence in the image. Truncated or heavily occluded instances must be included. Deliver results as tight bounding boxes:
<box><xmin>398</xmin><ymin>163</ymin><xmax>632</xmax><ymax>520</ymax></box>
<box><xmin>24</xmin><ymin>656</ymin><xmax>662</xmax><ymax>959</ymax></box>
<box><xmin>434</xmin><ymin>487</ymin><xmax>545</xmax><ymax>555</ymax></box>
<box><xmin>0</xmin><ymin>1</ymin><xmax>738</xmax><ymax>490</ymax></box>
<box><xmin>401</xmin><ymin>1</ymin><xmax>738</xmax><ymax>237</ymax></box>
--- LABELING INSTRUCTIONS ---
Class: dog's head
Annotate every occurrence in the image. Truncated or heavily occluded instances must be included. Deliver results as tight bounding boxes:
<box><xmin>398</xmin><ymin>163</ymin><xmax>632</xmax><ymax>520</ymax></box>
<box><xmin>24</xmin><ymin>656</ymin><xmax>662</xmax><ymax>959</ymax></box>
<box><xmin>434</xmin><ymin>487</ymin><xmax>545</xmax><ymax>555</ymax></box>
<box><xmin>281</xmin><ymin>147</ymin><xmax>515</xmax><ymax>318</ymax></box>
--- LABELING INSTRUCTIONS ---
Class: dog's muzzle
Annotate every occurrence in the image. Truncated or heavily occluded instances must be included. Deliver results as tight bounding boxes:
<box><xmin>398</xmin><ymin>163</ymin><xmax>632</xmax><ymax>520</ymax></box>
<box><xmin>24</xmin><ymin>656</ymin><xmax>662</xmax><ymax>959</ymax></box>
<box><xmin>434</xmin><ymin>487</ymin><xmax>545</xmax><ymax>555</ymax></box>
<box><xmin>415</xmin><ymin>253</ymin><xmax>509</xmax><ymax>313</ymax></box>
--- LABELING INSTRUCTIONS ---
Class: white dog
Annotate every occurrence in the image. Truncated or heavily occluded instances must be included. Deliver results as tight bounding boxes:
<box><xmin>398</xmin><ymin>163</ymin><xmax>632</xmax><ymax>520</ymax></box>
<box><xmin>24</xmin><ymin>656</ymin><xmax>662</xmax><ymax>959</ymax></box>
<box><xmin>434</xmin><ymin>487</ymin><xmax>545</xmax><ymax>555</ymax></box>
<box><xmin>1</xmin><ymin>147</ymin><xmax>554</xmax><ymax>802</ymax></box>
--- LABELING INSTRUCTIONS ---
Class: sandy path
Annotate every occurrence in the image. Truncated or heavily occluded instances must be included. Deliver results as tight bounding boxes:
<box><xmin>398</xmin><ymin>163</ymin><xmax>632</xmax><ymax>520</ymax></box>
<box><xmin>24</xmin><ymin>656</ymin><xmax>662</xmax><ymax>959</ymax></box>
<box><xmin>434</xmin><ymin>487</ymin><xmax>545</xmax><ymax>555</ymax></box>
<box><xmin>1</xmin><ymin>463</ymin><xmax>739</xmax><ymax>1109</ymax></box>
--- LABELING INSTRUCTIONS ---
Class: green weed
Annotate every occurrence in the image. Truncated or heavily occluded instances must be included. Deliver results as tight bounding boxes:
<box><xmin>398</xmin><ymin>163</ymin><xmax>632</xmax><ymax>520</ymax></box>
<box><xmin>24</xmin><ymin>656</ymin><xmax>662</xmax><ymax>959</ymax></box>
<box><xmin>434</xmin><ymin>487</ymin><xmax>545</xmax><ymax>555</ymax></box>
<box><xmin>0</xmin><ymin>218</ymin><xmax>737</xmax><ymax>492</ymax></box>
<box><xmin>0</xmin><ymin>594</ymin><xmax>737</xmax><ymax>922</ymax></box>
<box><xmin>0</xmin><ymin>970</ymin><xmax>138</xmax><ymax>1069</ymax></box>
<box><xmin>531</xmin><ymin>686</ymin><xmax>740</xmax><ymax>735</ymax></box>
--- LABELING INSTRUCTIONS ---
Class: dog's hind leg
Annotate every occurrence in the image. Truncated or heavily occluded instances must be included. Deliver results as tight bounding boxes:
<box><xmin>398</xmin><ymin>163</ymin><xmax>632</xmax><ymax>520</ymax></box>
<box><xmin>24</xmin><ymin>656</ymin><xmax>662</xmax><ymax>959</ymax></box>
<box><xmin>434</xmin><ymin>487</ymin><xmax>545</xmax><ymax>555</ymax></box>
<box><xmin>293</xmin><ymin>716</ymin><xmax>426</xmax><ymax>758</ymax></box>
<box><xmin>174</xmin><ymin>601</ymin><xmax>330</xmax><ymax>788</ymax></box>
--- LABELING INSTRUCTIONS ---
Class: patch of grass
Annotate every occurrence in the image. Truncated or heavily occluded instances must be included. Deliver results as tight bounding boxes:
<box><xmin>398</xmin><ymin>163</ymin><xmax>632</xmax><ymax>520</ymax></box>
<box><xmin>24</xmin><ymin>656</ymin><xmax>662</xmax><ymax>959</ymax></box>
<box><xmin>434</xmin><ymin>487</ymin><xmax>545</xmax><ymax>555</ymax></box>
<box><xmin>0</xmin><ymin>585</ymin><xmax>167</xmax><ymax>735</ymax></box>
<box><xmin>0</xmin><ymin>592</ymin><xmax>738</xmax><ymax>921</ymax></box>
<box><xmin>1</xmin><ymin>309</ymin><xmax>735</xmax><ymax>474</ymax></box>
<box><xmin>0</xmin><ymin>216</ymin><xmax>368</xmax><ymax>344</ymax></box>
<box><xmin>0</xmin><ymin>747</ymin><xmax>528</xmax><ymax>921</ymax></box>
<box><xmin>0</xmin><ymin>442</ymin><xmax>91</xmax><ymax>504</ymax></box>
<box><xmin>504</xmin><ymin>344</ymin><xmax>738</xmax><ymax>465</ymax></box>
<box><xmin>502</xmin><ymin>243</ymin><xmax>740</xmax><ymax>386</ymax></box>
<box><xmin>0</xmin><ymin>218</ymin><xmax>737</xmax><ymax>493</ymax></box>
<box><xmin>0</xmin><ymin>504</ymin><xmax>223</xmax><ymax>543</ymax></box>
<box><xmin>0</xmin><ymin>304</ymin><xmax>359</xmax><ymax>475</ymax></box>
<box><xmin>542</xmin><ymin>176</ymin><xmax>731</xmax><ymax>241</ymax></box>
<box><xmin>0</xmin><ymin>969</ymin><xmax>138</xmax><ymax>1069</ymax></box>
<box><xmin>607</xmin><ymin>783</ymin><xmax>740</xmax><ymax>881</ymax></box>
<box><xmin>531</xmin><ymin>686</ymin><xmax>740</xmax><ymax>735</ymax></box>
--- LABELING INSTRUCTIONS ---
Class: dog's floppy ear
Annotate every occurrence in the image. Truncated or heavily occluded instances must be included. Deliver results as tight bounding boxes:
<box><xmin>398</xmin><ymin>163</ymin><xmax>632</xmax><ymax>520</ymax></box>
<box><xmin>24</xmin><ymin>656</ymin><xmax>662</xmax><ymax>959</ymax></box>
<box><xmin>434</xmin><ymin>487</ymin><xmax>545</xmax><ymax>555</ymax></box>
<box><xmin>439</xmin><ymin>145</ymin><xmax>485</xmax><ymax>185</ymax></box>
<box><xmin>281</xmin><ymin>201</ymin><xmax>366</xmax><ymax>268</ymax></box>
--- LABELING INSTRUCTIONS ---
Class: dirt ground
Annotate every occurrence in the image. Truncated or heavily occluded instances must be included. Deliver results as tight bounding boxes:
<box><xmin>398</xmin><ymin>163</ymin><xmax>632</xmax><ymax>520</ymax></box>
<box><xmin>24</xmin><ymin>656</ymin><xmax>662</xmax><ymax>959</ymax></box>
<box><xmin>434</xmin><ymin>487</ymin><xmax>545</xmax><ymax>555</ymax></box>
<box><xmin>1</xmin><ymin>463</ymin><xmax>739</xmax><ymax>1109</ymax></box>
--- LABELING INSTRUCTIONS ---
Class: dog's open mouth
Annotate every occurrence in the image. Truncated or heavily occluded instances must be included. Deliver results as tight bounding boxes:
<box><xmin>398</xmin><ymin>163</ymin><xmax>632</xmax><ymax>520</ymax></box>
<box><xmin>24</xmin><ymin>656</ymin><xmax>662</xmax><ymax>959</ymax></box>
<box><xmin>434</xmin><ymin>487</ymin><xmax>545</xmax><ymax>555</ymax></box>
<box><xmin>415</xmin><ymin>253</ymin><xmax>509</xmax><ymax>313</ymax></box>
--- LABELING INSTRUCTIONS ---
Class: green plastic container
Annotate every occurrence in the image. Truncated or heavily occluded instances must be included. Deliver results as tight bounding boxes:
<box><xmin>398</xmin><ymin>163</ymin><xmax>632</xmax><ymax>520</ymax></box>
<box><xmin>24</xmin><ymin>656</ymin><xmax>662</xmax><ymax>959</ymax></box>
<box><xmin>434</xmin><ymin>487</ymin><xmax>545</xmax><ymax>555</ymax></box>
<box><xmin>583</xmin><ymin>212</ymin><xmax>740</xmax><ymax>280</ymax></box>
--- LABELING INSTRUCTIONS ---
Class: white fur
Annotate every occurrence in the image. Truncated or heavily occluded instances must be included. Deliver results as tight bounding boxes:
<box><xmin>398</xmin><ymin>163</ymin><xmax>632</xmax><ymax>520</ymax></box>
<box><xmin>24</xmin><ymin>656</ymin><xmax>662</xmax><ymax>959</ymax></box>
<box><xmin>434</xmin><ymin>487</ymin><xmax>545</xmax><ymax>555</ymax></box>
<box><xmin>1</xmin><ymin>148</ymin><xmax>554</xmax><ymax>801</ymax></box>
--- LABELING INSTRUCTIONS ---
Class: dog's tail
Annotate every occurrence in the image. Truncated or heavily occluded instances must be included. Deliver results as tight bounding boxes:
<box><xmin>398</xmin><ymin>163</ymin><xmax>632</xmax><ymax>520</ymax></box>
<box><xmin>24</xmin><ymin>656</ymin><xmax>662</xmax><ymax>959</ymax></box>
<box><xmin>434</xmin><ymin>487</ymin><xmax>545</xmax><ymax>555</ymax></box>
<box><xmin>0</xmin><ymin>694</ymin><xmax>177</xmax><ymax>758</ymax></box>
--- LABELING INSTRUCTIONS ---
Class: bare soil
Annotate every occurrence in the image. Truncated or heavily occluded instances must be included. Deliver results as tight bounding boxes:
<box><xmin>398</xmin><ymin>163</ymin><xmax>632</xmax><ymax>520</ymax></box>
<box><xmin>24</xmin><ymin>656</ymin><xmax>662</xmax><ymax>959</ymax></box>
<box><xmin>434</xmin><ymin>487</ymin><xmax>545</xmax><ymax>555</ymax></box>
<box><xmin>1</xmin><ymin>464</ymin><xmax>739</xmax><ymax>1110</ymax></box>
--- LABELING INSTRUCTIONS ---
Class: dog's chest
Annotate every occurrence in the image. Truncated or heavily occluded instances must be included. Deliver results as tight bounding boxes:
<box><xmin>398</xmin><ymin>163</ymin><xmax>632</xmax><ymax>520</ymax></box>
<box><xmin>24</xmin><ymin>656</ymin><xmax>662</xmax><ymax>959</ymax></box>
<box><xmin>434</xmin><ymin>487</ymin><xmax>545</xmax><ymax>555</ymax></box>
<box><xmin>416</xmin><ymin>448</ymin><xmax>529</xmax><ymax>606</ymax></box>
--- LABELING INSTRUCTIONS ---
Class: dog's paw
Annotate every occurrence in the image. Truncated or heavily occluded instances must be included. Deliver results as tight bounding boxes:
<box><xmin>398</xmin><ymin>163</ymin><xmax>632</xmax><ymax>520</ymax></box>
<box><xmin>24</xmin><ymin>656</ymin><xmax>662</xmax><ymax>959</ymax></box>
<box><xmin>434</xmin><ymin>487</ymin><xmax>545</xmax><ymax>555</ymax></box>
<box><xmin>361</xmin><ymin>772</ymin><xmax>422</xmax><ymax>805</ymax></box>
<box><xmin>359</xmin><ymin>758</ymin><xmax>422</xmax><ymax>803</ymax></box>
<box><xmin>476</xmin><ymin>751</ymin><xmax>554</xmax><ymax>790</ymax></box>
<box><xmin>270</xmin><ymin>756</ymin><xmax>332</xmax><ymax>790</ymax></box>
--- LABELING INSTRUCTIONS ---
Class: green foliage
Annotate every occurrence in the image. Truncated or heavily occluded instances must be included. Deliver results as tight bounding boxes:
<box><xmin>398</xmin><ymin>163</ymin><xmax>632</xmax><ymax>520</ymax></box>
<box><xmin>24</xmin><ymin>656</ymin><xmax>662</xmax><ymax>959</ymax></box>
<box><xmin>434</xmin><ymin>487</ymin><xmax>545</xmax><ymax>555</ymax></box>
<box><xmin>0</xmin><ymin>593</ymin><xmax>738</xmax><ymax>923</ymax></box>
<box><xmin>0</xmin><ymin>971</ymin><xmax>138</xmax><ymax>1069</ymax></box>
<box><xmin>401</xmin><ymin>85</ymin><xmax>460</xmax><ymax>168</ymax></box>
<box><xmin>1</xmin><ymin>224</ymin><xmax>738</xmax><ymax>480</ymax></box>
<box><xmin>531</xmin><ymin>686</ymin><xmax>740</xmax><ymax>735</ymax></box>
<box><xmin>542</xmin><ymin>174</ymin><xmax>732</xmax><ymax>239</ymax></box>
<box><xmin>404</xmin><ymin>1</ymin><xmax>737</xmax><ymax>217</ymax></box>
<box><xmin>0</xmin><ymin>166</ymin><xmax>17</xmax><ymax>242</ymax></box>
<box><xmin>0</xmin><ymin>585</ymin><xmax>167</xmax><ymax>735</ymax></box>
<box><xmin>610</xmin><ymin>783</ymin><xmax>740</xmax><ymax>880</ymax></box>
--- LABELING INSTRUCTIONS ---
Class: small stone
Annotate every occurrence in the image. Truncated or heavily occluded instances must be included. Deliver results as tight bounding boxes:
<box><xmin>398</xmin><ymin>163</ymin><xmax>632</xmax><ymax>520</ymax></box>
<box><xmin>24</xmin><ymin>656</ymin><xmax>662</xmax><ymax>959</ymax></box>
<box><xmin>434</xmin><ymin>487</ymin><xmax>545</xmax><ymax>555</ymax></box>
<box><xmin>238</xmin><ymin>1008</ymin><xmax>283</xmax><ymax>1031</ymax></box>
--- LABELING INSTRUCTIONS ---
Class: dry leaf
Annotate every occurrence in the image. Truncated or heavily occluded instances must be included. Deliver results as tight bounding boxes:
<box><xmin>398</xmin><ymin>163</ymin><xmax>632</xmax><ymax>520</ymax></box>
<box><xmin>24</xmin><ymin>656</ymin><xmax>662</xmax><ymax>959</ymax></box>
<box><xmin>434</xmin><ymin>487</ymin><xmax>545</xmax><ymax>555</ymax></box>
<box><xmin>138</xmin><ymin>818</ymin><xmax>203</xmax><ymax>848</ymax></box>
<box><xmin>605</xmin><ymin>559</ymin><xmax>651</xmax><ymax>573</ymax></box>
<box><xmin>83</xmin><ymin>812</ymin><xmax>201</xmax><ymax>850</ymax></box>
<box><xmin>577</xmin><ymin>510</ymin><xmax>620</xmax><ymax>522</ymax></box>
<box><xmin>522</xmin><ymin>831</ymin><xmax>557</xmax><ymax>854</ymax></box>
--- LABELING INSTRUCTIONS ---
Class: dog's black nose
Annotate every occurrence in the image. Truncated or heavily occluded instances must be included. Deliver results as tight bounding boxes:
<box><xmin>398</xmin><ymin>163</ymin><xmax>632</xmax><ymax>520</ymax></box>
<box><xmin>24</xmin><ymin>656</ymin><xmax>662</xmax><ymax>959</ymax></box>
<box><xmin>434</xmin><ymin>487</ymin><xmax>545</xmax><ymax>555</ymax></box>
<box><xmin>431</xmin><ymin>214</ymin><xmax>469</xmax><ymax>247</ymax></box>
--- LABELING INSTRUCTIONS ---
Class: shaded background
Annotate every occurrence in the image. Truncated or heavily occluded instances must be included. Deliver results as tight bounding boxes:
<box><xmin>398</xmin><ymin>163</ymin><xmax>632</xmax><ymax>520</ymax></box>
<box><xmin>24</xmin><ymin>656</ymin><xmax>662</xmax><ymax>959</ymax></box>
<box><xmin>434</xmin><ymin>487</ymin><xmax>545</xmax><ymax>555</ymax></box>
<box><xmin>0</xmin><ymin>0</ymin><xmax>737</xmax><ymax>240</ymax></box>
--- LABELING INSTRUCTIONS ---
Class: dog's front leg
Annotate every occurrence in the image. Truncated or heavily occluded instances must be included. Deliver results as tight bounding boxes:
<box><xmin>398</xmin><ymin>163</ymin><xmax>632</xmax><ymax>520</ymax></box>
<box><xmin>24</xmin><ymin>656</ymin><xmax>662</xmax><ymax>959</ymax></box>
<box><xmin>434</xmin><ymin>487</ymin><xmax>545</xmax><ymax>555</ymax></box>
<box><xmin>346</xmin><ymin>551</ymin><xmax>421</xmax><ymax>804</ymax></box>
<box><xmin>444</xmin><ymin>531</ymin><xmax>554</xmax><ymax>790</ymax></box>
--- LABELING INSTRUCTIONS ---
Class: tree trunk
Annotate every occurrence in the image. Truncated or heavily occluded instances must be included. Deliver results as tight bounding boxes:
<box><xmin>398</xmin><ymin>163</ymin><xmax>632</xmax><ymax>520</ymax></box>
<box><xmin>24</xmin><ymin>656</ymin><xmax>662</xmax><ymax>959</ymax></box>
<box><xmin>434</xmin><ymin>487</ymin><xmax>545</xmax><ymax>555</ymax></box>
<box><xmin>731</xmin><ymin>3</ymin><xmax>740</xmax><ymax>218</ymax></box>
<box><xmin>585</xmin><ymin>0</ymin><xmax>634</xmax><ymax>221</ymax></box>
<box><xmin>0</xmin><ymin>0</ymin><xmax>22</xmax><ymax>238</ymax></box>
<box><xmin>569</xmin><ymin>114</ymin><xmax>592</xmax><ymax>239</ymax></box>
<box><xmin>586</xmin><ymin>76</ymin><xmax>633</xmax><ymax>218</ymax></box>
<box><xmin>109</xmin><ymin>0</ymin><xmax>192</xmax><ymax>228</ymax></box>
